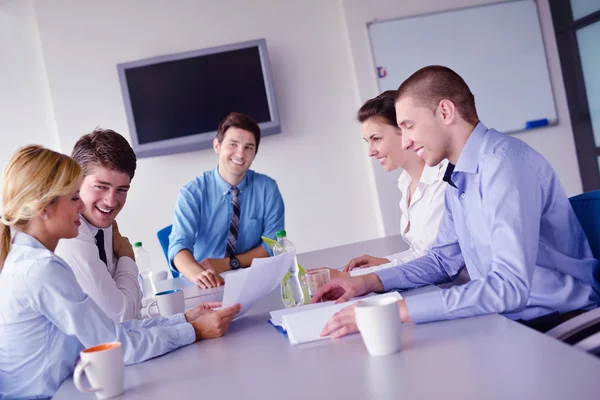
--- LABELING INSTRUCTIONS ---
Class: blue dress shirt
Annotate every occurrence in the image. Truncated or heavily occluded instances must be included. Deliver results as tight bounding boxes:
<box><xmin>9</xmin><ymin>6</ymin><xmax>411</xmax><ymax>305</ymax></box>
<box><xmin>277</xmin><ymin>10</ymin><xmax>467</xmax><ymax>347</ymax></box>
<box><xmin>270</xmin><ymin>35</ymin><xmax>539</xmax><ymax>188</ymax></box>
<box><xmin>376</xmin><ymin>122</ymin><xmax>600</xmax><ymax>323</ymax></box>
<box><xmin>168</xmin><ymin>167</ymin><xmax>285</xmax><ymax>275</ymax></box>
<box><xmin>0</xmin><ymin>231</ymin><xmax>195</xmax><ymax>399</ymax></box>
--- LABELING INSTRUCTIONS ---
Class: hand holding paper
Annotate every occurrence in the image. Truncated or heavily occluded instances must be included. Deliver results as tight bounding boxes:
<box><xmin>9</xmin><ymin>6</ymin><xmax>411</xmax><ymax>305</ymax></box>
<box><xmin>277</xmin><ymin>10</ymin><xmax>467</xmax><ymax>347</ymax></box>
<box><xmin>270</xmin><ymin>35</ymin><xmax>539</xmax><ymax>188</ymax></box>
<box><xmin>222</xmin><ymin>252</ymin><xmax>295</xmax><ymax>314</ymax></box>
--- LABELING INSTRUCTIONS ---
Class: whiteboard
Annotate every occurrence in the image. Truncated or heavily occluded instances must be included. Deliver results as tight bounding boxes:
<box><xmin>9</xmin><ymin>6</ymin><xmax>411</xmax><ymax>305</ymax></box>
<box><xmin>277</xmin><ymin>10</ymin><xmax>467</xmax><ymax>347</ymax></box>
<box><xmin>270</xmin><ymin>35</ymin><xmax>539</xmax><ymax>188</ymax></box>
<box><xmin>368</xmin><ymin>0</ymin><xmax>557</xmax><ymax>134</ymax></box>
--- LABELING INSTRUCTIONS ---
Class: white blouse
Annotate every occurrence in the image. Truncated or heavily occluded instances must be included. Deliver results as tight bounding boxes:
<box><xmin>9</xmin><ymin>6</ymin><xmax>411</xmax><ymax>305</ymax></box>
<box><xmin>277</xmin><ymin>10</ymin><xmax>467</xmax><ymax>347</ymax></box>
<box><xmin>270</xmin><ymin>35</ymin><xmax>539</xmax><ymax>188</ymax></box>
<box><xmin>352</xmin><ymin>159</ymin><xmax>448</xmax><ymax>276</ymax></box>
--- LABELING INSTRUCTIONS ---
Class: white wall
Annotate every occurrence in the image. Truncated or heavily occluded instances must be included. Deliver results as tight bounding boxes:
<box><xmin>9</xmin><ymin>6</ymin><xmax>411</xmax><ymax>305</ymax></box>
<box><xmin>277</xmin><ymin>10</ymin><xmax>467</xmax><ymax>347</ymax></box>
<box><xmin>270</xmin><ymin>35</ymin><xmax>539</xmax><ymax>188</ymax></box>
<box><xmin>0</xmin><ymin>0</ymin><xmax>57</xmax><ymax>175</ymax></box>
<box><xmin>341</xmin><ymin>0</ymin><xmax>583</xmax><ymax>236</ymax></box>
<box><xmin>1</xmin><ymin>0</ymin><xmax>585</xmax><ymax>268</ymax></box>
<box><xmin>31</xmin><ymin>0</ymin><xmax>382</xmax><ymax>268</ymax></box>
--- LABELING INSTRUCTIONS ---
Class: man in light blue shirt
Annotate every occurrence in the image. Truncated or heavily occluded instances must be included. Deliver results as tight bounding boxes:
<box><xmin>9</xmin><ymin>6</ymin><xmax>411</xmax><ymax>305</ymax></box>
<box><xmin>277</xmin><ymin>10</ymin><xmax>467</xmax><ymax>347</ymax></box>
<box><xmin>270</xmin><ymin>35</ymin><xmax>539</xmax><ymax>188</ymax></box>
<box><xmin>169</xmin><ymin>112</ymin><xmax>285</xmax><ymax>288</ymax></box>
<box><xmin>314</xmin><ymin>65</ymin><xmax>600</xmax><ymax>337</ymax></box>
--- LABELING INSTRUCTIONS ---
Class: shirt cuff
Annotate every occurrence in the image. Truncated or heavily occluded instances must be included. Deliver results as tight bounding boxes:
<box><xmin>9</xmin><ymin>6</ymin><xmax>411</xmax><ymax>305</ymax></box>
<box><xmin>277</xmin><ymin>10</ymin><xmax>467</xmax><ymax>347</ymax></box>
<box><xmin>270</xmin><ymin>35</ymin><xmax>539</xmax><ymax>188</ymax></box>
<box><xmin>168</xmin><ymin>312</ymin><xmax>187</xmax><ymax>326</ymax></box>
<box><xmin>375</xmin><ymin>267</ymin><xmax>403</xmax><ymax>291</ymax></box>
<box><xmin>350</xmin><ymin>262</ymin><xmax>393</xmax><ymax>277</ymax></box>
<box><xmin>168</xmin><ymin>243</ymin><xmax>191</xmax><ymax>270</ymax></box>
<box><xmin>175</xmin><ymin>322</ymin><xmax>196</xmax><ymax>346</ymax></box>
<box><xmin>404</xmin><ymin>289</ymin><xmax>448</xmax><ymax>324</ymax></box>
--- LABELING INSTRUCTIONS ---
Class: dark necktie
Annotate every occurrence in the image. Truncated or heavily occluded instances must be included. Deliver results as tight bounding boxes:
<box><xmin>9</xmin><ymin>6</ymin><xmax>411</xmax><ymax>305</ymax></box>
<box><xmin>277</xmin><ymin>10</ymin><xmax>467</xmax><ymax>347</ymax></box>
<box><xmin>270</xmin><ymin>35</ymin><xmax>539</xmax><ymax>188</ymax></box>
<box><xmin>95</xmin><ymin>229</ymin><xmax>107</xmax><ymax>265</ymax></box>
<box><xmin>443</xmin><ymin>163</ymin><xmax>458</xmax><ymax>189</ymax></box>
<box><xmin>226</xmin><ymin>187</ymin><xmax>240</xmax><ymax>257</ymax></box>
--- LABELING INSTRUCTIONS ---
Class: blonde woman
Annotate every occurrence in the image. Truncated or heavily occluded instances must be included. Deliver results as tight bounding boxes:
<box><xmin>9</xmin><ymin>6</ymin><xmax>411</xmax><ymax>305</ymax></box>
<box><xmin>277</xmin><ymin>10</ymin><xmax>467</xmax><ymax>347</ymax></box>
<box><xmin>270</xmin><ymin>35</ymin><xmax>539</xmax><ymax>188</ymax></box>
<box><xmin>0</xmin><ymin>145</ymin><xmax>240</xmax><ymax>399</ymax></box>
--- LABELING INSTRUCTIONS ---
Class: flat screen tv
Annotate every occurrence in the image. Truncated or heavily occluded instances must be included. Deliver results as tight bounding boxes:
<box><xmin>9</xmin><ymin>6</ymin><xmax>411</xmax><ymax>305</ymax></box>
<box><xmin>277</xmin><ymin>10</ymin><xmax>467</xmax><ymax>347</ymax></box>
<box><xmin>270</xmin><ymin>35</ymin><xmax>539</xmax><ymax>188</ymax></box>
<box><xmin>117</xmin><ymin>39</ymin><xmax>280</xmax><ymax>158</ymax></box>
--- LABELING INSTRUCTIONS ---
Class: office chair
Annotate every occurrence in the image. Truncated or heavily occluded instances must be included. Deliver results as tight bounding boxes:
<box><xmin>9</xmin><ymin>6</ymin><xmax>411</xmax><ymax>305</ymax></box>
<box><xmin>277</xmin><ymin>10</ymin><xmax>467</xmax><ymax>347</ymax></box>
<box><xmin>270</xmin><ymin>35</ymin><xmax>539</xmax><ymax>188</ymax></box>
<box><xmin>157</xmin><ymin>225</ymin><xmax>180</xmax><ymax>278</ymax></box>
<box><xmin>546</xmin><ymin>191</ymin><xmax>600</xmax><ymax>353</ymax></box>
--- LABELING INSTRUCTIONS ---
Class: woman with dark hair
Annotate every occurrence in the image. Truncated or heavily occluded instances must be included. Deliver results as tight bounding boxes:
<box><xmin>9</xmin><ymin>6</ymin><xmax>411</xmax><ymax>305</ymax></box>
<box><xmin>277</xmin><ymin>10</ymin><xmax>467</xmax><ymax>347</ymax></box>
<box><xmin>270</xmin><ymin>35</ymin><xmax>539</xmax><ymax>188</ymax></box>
<box><xmin>337</xmin><ymin>90</ymin><xmax>448</xmax><ymax>277</ymax></box>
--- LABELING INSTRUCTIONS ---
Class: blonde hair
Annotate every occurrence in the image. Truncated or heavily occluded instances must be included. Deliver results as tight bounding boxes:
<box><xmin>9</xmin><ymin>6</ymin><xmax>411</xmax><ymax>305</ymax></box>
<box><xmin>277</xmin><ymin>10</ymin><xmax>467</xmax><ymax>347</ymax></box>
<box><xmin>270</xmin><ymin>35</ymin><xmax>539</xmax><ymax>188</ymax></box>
<box><xmin>0</xmin><ymin>145</ymin><xmax>82</xmax><ymax>270</ymax></box>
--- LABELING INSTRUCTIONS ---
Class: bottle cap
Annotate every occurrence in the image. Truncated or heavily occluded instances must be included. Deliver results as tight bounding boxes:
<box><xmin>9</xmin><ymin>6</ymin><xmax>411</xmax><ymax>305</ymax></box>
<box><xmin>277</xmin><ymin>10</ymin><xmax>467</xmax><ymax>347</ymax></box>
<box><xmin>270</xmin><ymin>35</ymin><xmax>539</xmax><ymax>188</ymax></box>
<box><xmin>275</xmin><ymin>230</ymin><xmax>287</xmax><ymax>238</ymax></box>
<box><xmin>134</xmin><ymin>242</ymin><xmax>142</xmax><ymax>248</ymax></box>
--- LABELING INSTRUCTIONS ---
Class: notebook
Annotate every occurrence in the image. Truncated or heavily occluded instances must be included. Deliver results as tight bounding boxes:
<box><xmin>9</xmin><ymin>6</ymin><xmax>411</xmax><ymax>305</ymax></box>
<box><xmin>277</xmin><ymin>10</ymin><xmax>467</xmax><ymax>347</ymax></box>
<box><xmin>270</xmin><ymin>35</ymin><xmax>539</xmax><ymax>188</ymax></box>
<box><xmin>269</xmin><ymin>292</ymin><xmax>402</xmax><ymax>345</ymax></box>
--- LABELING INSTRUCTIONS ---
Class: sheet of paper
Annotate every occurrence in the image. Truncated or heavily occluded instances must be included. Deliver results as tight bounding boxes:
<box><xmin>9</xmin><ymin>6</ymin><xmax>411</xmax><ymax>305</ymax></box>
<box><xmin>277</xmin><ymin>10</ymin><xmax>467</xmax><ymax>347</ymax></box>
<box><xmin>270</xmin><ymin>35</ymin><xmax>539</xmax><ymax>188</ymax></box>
<box><xmin>269</xmin><ymin>300</ymin><xmax>336</xmax><ymax>327</ymax></box>
<box><xmin>222</xmin><ymin>251</ymin><xmax>294</xmax><ymax>314</ymax></box>
<box><xmin>281</xmin><ymin>292</ymin><xmax>402</xmax><ymax>345</ymax></box>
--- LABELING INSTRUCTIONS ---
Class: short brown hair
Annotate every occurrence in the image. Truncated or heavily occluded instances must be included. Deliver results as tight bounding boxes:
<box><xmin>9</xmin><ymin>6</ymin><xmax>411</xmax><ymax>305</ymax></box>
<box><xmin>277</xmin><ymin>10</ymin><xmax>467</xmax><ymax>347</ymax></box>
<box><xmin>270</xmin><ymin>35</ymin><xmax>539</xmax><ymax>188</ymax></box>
<box><xmin>395</xmin><ymin>65</ymin><xmax>479</xmax><ymax>125</ymax></box>
<box><xmin>357</xmin><ymin>90</ymin><xmax>398</xmax><ymax>127</ymax></box>
<box><xmin>71</xmin><ymin>128</ymin><xmax>137</xmax><ymax>179</ymax></box>
<box><xmin>216</xmin><ymin>112</ymin><xmax>261</xmax><ymax>153</ymax></box>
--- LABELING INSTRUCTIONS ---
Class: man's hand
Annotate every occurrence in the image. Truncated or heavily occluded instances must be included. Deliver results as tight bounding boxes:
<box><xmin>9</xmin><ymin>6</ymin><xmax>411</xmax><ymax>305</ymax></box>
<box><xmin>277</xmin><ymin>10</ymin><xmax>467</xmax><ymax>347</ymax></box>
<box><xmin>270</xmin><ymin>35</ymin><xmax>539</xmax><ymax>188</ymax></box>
<box><xmin>112</xmin><ymin>221</ymin><xmax>135</xmax><ymax>260</ymax></box>
<box><xmin>310</xmin><ymin>274</ymin><xmax>385</xmax><ymax>304</ymax></box>
<box><xmin>193</xmin><ymin>269</ymin><xmax>225</xmax><ymax>289</ymax></box>
<box><xmin>191</xmin><ymin>304</ymin><xmax>241</xmax><ymax>340</ymax></box>
<box><xmin>343</xmin><ymin>254</ymin><xmax>390</xmax><ymax>272</ymax></box>
<box><xmin>320</xmin><ymin>299</ymin><xmax>412</xmax><ymax>339</ymax></box>
<box><xmin>184</xmin><ymin>302</ymin><xmax>223</xmax><ymax>322</ymax></box>
<box><xmin>199</xmin><ymin>258</ymin><xmax>230</xmax><ymax>274</ymax></box>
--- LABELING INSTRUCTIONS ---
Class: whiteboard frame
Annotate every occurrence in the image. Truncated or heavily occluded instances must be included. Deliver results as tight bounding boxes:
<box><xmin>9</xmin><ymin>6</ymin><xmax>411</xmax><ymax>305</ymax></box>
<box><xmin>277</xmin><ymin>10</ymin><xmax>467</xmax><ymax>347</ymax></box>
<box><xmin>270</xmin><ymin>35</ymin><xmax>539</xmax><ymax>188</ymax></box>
<box><xmin>366</xmin><ymin>0</ymin><xmax>558</xmax><ymax>134</ymax></box>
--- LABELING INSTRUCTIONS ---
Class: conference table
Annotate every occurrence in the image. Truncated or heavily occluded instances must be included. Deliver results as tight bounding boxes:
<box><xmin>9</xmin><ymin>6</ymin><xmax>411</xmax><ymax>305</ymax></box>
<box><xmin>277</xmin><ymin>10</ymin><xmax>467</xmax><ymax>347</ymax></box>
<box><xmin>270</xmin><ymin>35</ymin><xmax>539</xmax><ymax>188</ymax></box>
<box><xmin>54</xmin><ymin>235</ymin><xmax>600</xmax><ymax>399</ymax></box>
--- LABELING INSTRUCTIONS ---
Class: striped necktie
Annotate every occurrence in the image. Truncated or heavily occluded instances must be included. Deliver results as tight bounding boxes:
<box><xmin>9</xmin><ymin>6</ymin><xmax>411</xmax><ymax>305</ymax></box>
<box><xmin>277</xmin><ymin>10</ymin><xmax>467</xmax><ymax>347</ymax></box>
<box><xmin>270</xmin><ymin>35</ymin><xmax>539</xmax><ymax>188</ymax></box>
<box><xmin>226</xmin><ymin>187</ymin><xmax>240</xmax><ymax>257</ymax></box>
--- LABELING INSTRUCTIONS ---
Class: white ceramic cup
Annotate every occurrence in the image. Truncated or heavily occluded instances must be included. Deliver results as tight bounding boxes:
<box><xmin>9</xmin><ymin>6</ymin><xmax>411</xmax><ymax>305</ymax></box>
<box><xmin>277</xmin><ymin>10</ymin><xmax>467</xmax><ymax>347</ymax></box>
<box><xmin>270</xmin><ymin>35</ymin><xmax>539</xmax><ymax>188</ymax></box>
<box><xmin>355</xmin><ymin>297</ymin><xmax>403</xmax><ymax>356</ymax></box>
<box><xmin>148</xmin><ymin>289</ymin><xmax>185</xmax><ymax>317</ymax></box>
<box><xmin>73</xmin><ymin>342</ymin><xmax>125</xmax><ymax>399</ymax></box>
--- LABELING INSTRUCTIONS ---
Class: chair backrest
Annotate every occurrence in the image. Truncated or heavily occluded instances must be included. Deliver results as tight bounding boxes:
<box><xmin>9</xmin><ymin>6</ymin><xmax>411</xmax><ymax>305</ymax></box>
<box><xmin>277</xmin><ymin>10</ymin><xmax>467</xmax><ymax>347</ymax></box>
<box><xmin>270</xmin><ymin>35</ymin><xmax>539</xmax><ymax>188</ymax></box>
<box><xmin>570</xmin><ymin>191</ymin><xmax>600</xmax><ymax>286</ymax></box>
<box><xmin>570</xmin><ymin>191</ymin><xmax>600</xmax><ymax>260</ymax></box>
<box><xmin>156</xmin><ymin>225</ymin><xmax>180</xmax><ymax>278</ymax></box>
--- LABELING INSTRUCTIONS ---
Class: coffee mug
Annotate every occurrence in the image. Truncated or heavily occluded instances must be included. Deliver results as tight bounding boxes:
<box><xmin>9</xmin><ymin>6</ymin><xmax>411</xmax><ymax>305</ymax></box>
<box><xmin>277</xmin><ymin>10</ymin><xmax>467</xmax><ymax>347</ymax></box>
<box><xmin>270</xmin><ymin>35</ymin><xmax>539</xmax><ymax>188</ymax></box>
<box><xmin>148</xmin><ymin>289</ymin><xmax>185</xmax><ymax>317</ymax></box>
<box><xmin>355</xmin><ymin>297</ymin><xmax>403</xmax><ymax>356</ymax></box>
<box><xmin>74</xmin><ymin>342</ymin><xmax>124</xmax><ymax>399</ymax></box>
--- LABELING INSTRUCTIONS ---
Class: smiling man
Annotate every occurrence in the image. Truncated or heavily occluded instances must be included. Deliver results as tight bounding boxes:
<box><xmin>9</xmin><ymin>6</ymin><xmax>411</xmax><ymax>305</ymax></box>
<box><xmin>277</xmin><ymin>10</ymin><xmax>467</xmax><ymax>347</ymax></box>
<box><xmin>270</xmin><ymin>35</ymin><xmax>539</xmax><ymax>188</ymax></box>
<box><xmin>55</xmin><ymin>129</ymin><xmax>142</xmax><ymax>322</ymax></box>
<box><xmin>313</xmin><ymin>65</ymin><xmax>600</xmax><ymax>336</ymax></box>
<box><xmin>169</xmin><ymin>112</ymin><xmax>285</xmax><ymax>288</ymax></box>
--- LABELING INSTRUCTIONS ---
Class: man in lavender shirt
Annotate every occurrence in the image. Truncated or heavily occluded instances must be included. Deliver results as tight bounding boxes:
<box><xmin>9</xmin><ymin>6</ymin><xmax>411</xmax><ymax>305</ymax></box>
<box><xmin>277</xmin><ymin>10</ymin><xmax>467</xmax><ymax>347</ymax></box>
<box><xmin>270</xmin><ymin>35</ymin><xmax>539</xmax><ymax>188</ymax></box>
<box><xmin>313</xmin><ymin>65</ymin><xmax>600</xmax><ymax>337</ymax></box>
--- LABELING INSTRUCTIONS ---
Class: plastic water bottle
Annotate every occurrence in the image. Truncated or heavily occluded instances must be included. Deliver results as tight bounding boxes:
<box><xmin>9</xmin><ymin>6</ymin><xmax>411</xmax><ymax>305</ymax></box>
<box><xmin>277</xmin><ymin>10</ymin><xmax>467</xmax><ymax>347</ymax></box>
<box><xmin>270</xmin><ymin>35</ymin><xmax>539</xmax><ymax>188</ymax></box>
<box><xmin>273</xmin><ymin>230</ymin><xmax>305</xmax><ymax>308</ymax></box>
<box><xmin>134</xmin><ymin>242</ymin><xmax>157</xmax><ymax>305</ymax></box>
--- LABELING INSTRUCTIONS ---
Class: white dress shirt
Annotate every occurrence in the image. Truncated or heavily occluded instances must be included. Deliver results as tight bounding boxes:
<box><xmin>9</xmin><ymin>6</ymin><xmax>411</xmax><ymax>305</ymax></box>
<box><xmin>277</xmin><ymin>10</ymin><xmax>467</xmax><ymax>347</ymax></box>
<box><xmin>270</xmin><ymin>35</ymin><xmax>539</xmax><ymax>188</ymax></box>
<box><xmin>0</xmin><ymin>231</ymin><xmax>195</xmax><ymax>399</ymax></box>
<box><xmin>352</xmin><ymin>160</ymin><xmax>448</xmax><ymax>277</ymax></box>
<box><xmin>55</xmin><ymin>217</ymin><xmax>142</xmax><ymax>322</ymax></box>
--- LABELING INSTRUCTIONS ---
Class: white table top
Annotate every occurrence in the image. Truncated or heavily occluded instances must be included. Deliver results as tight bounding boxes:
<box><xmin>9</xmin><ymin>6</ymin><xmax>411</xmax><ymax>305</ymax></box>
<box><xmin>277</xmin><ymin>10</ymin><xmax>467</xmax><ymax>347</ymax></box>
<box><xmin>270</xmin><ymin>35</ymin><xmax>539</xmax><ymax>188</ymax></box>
<box><xmin>54</xmin><ymin>236</ymin><xmax>600</xmax><ymax>400</ymax></box>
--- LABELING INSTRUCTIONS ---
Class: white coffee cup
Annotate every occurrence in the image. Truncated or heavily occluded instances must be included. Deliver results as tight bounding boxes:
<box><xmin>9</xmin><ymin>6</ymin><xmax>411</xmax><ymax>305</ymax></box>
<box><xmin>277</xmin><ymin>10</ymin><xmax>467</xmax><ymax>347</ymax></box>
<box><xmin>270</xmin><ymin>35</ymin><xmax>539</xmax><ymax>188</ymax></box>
<box><xmin>74</xmin><ymin>342</ymin><xmax>125</xmax><ymax>399</ymax></box>
<box><xmin>355</xmin><ymin>297</ymin><xmax>403</xmax><ymax>356</ymax></box>
<box><xmin>148</xmin><ymin>289</ymin><xmax>185</xmax><ymax>317</ymax></box>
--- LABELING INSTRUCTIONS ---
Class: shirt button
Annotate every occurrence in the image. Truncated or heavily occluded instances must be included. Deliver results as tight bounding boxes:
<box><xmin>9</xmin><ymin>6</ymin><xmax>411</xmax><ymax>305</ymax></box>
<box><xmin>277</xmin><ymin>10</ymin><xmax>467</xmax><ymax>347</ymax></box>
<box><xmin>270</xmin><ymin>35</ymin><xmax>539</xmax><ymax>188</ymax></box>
<box><xmin>461</xmin><ymin>193</ymin><xmax>466</xmax><ymax>199</ymax></box>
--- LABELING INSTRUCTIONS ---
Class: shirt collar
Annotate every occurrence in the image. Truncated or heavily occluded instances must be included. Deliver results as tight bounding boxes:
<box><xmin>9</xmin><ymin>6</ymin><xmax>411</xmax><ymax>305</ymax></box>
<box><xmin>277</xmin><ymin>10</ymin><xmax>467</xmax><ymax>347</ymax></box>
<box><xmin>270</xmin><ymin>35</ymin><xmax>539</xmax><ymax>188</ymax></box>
<box><xmin>12</xmin><ymin>229</ymin><xmax>48</xmax><ymax>250</ymax></box>
<box><xmin>454</xmin><ymin>121</ymin><xmax>488</xmax><ymax>174</ymax></box>
<box><xmin>213</xmin><ymin>166</ymin><xmax>250</xmax><ymax>196</ymax></box>
<box><xmin>81</xmin><ymin>215</ymin><xmax>100</xmax><ymax>236</ymax></box>
<box><xmin>397</xmin><ymin>160</ymin><xmax>446</xmax><ymax>192</ymax></box>
<box><xmin>420</xmin><ymin>162</ymin><xmax>443</xmax><ymax>185</ymax></box>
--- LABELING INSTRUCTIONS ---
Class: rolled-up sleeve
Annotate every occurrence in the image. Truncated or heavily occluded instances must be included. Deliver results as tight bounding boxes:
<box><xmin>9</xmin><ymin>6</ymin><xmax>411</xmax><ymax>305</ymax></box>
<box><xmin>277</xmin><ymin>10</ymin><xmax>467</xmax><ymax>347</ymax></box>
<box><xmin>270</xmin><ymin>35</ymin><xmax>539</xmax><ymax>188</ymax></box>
<box><xmin>261</xmin><ymin>182</ymin><xmax>285</xmax><ymax>255</ymax></box>
<box><xmin>169</xmin><ymin>187</ymin><xmax>201</xmax><ymax>269</ymax></box>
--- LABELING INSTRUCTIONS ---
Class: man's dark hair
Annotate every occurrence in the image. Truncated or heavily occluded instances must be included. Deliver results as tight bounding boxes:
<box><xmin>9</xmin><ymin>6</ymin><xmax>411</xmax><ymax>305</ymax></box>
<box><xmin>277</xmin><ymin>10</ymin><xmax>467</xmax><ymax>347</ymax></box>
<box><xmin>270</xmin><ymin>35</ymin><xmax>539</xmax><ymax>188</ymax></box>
<box><xmin>71</xmin><ymin>128</ymin><xmax>137</xmax><ymax>179</ymax></box>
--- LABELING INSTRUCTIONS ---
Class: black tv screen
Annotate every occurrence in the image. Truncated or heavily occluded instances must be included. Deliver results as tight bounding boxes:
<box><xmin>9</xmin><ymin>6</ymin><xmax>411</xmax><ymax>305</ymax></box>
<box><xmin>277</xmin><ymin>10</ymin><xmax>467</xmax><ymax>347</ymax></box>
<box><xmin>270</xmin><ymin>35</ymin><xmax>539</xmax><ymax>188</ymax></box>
<box><xmin>117</xmin><ymin>39</ymin><xmax>280</xmax><ymax>158</ymax></box>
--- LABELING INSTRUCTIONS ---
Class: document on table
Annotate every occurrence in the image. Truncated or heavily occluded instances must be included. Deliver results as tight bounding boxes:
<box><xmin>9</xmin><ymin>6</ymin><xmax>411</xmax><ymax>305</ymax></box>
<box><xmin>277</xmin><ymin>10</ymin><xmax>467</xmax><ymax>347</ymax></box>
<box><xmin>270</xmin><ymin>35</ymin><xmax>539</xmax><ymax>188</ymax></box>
<box><xmin>222</xmin><ymin>251</ymin><xmax>295</xmax><ymax>314</ymax></box>
<box><xmin>270</xmin><ymin>292</ymin><xmax>402</xmax><ymax>345</ymax></box>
